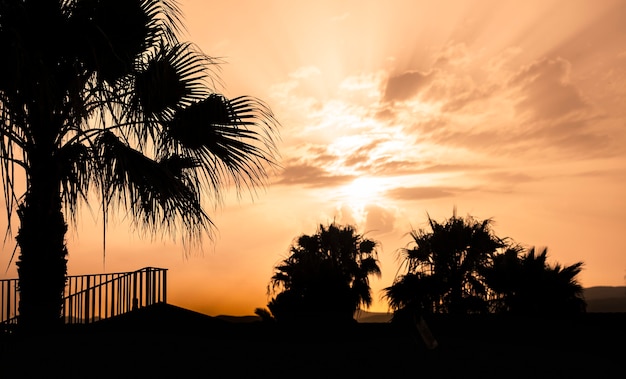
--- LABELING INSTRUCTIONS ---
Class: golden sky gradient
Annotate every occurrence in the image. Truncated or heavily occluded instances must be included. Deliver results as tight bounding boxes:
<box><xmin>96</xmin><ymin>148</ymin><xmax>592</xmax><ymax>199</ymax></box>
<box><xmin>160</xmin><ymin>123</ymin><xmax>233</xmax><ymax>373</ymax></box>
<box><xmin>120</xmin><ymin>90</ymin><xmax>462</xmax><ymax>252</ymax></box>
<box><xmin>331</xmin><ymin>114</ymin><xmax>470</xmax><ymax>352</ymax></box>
<box><xmin>2</xmin><ymin>0</ymin><xmax>626</xmax><ymax>316</ymax></box>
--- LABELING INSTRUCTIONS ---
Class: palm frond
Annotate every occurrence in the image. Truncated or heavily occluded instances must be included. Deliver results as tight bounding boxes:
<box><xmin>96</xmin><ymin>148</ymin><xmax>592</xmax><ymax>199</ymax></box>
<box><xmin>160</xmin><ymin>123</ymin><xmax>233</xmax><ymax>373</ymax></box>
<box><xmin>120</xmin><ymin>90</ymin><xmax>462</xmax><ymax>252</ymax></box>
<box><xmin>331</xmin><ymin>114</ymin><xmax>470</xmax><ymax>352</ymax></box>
<box><xmin>94</xmin><ymin>131</ymin><xmax>212</xmax><ymax>246</ymax></box>
<box><xmin>57</xmin><ymin>142</ymin><xmax>92</xmax><ymax>226</ymax></box>
<box><xmin>163</xmin><ymin>94</ymin><xmax>280</xmax><ymax>199</ymax></box>
<box><xmin>132</xmin><ymin>42</ymin><xmax>211</xmax><ymax>120</ymax></box>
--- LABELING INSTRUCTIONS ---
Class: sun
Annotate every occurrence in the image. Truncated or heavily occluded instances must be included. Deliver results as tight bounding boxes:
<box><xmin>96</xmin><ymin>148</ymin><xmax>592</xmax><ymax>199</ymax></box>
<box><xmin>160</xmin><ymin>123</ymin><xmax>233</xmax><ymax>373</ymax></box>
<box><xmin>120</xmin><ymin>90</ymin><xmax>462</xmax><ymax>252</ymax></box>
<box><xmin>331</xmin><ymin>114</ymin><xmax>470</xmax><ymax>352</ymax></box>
<box><xmin>339</xmin><ymin>176</ymin><xmax>385</xmax><ymax>203</ymax></box>
<box><xmin>335</xmin><ymin>176</ymin><xmax>388</xmax><ymax>226</ymax></box>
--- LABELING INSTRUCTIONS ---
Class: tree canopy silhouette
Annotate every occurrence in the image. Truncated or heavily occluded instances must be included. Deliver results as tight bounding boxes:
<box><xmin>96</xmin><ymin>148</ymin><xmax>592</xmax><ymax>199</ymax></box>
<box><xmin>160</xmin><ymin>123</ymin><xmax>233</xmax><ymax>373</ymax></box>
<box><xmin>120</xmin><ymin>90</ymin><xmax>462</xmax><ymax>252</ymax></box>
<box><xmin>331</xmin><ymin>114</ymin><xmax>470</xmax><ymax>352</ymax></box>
<box><xmin>384</xmin><ymin>211</ymin><xmax>507</xmax><ymax>316</ymax></box>
<box><xmin>483</xmin><ymin>246</ymin><xmax>586</xmax><ymax>315</ymax></box>
<box><xmin>384</xmin><ymin>210</ymin><xmax>586</xmax><ymax>318</ymax></box>
<box><xmin>268</xmin><ymin>223</ymin><xmax>381</xmax><ymax>324</ymax></box>
<box><xmin>0</xmin><ymin>0</ymin><xmax>279</xmax><ymax>331</ymax></box>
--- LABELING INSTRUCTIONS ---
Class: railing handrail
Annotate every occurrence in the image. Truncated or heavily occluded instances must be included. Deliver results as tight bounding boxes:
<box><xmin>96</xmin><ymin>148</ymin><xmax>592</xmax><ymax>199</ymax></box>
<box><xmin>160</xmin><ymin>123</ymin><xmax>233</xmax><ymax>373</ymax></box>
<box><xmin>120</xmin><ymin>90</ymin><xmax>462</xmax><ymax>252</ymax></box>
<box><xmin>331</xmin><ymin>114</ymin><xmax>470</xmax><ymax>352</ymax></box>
<box><xmin>64</xmin><ymin>267</ymin><xmax>164</xmax><ymax>298</ymax></box>
<box><xmin>0</xmin><ymin>266</ymin><xmax>167</xmax><ymax>328</ymax></box>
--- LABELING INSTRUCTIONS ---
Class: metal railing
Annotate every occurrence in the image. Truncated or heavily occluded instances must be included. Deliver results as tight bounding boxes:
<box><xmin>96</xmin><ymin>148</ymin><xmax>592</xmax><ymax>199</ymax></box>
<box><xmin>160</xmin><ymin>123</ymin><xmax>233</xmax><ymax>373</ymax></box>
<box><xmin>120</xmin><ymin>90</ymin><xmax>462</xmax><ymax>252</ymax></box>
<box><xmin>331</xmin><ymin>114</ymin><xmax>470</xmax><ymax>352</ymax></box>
<box><xmin>0</xmin><ymin>267</ymin><xmax>167</xmax><ymax>326</ymax></box>
<box><xmin>1</xmin><ymin>278</ymin><xmax>18</xmax><ymax>327</ymax></box>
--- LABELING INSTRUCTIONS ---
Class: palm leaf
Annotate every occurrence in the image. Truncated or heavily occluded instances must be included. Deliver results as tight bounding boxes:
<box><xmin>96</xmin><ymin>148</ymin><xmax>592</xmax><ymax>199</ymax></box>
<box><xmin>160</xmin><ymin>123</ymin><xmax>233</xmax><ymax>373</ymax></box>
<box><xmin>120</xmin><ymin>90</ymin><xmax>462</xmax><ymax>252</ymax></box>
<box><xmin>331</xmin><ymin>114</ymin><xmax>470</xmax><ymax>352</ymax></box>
<box><xmin>163</xmin><ymin>94</ymin><xmax>280</xmax><ymax>198</ymax></box>
<box><xmin>94</xmin><ymin>131</ymin><xmax>211</xmax><ymax>243</ymax></box>
<box><xmin>57</xmin><ymin>142</ymin><xmax>92</xmax><ymax>225</ymax></box>
<box><xmin>132</xmin><ymin>42</ymin><xmax>211</xmax><ymax>119</ymax></box>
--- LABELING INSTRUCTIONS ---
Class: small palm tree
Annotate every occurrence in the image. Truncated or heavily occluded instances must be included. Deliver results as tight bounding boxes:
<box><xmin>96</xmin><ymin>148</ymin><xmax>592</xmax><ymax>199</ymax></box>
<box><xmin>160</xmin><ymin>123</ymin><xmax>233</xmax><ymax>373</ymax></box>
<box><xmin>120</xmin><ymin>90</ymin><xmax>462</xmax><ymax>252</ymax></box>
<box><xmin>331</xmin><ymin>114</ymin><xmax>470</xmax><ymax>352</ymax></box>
<box><xmin>268</xmin><ymin>223</ymin><xmax>381</xmax><ymax>323</ymax></box>
<box><xmin>0</xmin><ymin>0</ymin><xmax>279</xmax><ymax>331</ymax></box>
<box><xmin>479</xmin><ymin>245</ymin><xmax>525</xmax><ymax>313</ymax></box>
<box><xmin>483</xmin><ymin>247</ymin><xmax>586</xmax><ymax>315</ymax></box>
<box><xmin>384</xmin><ymin>210</ymin><xmax>506</xmax><ymax>315</ymax></box>
<box><xmin>383</xmin><ymin>273</ymin><xmax>443</xmax><ymax>320</ymax></box>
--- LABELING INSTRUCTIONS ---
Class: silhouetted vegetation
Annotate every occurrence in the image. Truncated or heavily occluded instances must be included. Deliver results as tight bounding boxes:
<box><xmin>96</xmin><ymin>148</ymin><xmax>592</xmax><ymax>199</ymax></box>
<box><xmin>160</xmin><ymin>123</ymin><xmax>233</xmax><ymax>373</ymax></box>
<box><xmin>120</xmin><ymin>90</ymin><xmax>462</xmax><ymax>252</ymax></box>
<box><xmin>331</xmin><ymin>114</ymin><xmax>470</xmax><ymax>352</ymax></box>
<box><xmin>483</xmin><ymin>246</ymin><xmax>586</xmax><ymax>315</ymax></box>
<box><xmin>384</xmin><ymin>210</ymin><xmax>507</xmax><ymax>316</ymax></box>
<box><xmin>267</xmin><ymin>223</ymin><xmax>381</xmax><ymax>324</ymax></box>
<box><xmin>254</xmin><ymin>307</ymin><xmax>275</xmax><ymax>323</ymax></box>
<box><xmin>384</xmin><ymin>210</ymin><xmax>586</xmax><ymax>319</ymax></box>
<box><xmin>0</xmin><ymin>0</ymin><xmax>279</xmax><ymax>332</ymax></box>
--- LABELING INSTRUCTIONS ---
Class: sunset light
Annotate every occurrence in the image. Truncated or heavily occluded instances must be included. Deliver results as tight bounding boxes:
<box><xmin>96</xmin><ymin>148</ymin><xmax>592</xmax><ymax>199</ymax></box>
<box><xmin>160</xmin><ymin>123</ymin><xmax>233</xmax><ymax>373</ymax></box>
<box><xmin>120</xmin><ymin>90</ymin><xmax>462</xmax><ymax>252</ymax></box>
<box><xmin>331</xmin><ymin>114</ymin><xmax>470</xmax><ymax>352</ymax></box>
<box><xmin>1</xmin><ymin>0</ymin><xmax>625</xmax><ymax>320</ymax></box>
<box><xmin>335</xmin><ymin>176</ymin><xmax>389</xmax><ymax>223</ymax></box>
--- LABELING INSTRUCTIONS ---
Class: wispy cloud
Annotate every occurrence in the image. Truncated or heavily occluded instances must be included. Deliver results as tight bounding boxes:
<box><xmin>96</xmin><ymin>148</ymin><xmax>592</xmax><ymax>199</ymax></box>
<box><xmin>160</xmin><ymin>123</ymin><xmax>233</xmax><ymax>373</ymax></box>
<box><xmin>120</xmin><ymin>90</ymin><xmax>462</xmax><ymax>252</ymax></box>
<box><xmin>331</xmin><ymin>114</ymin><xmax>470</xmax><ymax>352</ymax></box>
<box><xmin>364</xmin><ymin>204</ymin><xmax>396</xmax><ymax>235</ymax></box>
<box><xmin>386</xmin><ymin>186</ymin><xmax>461</xmax><ymax>200</ymax></box>
<box><xmin>274</xmin><ymin>162</ymin><xmax>355</xmax><ymax>188</ymax></box>
<box><xmin>510</xmin><ymin>57</ymin><xmax>589</xmax><ymax>121</ymax></box>
<box><xmin>383</xmin><ymin>70</ymin><xmax>434</xmax><ymax>103</ymax></box>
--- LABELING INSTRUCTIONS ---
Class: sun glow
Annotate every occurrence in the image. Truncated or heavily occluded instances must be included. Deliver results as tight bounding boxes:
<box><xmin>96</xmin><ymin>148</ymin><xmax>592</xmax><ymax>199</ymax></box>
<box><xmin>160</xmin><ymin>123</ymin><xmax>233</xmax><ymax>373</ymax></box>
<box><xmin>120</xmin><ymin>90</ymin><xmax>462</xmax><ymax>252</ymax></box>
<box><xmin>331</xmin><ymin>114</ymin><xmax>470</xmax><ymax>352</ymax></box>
<box><xmin>334</xmin><ymin>176</ymin><xmax>389</xmax><ymax>225</ymax></box>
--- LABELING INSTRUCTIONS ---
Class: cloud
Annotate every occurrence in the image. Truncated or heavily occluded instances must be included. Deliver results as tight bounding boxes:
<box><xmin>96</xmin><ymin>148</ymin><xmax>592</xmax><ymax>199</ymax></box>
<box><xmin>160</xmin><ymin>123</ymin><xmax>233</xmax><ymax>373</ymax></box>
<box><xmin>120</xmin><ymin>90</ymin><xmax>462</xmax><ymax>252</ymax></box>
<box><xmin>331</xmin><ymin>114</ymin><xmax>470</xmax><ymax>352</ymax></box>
<box><xmin>364</xmin><ymin>204</ymin><xmax>396</xmax><ymax>235</ymax></box>
<box><xmin>426</xmin><ymin>127</ymin><xmax>510</xmax><ymax>153</ymax></box>
<box><xmin>525</xmin><ymin>118</ymin><xmax>614</xmax><ymax>156</ymax></box>
<box><xmin>386</xmin><ymin>51</ymin><xmax>618</xmax><ymax>161</ymax></box>
<box><xmin>342</xmin><ymin>139</ymin><xmax>385</xmax><ymax>168</ymax></box>
<box><xmin>383</xmin><ymin>70</ymin><xmax>434</xmax><ymax>102</ymax></box>
<box><xmin>385</xmin><ymin>186</ymin><xmax>460</xmax><ymax>201</ymax></box>
<box><xmin>432</xmin><ymin>42</ymin><xmax>474</xmax><ymax>70</ymax></box>
<box><xmin>368</xmin><ymin>159</ymin><xmax>425</xmax><ymax>177</ymax></box>
<box><xmin>367</xmin><ymin>159</ymin><xmax>492</xmax><ymax>178</ymax></box>
<box><xmin>440</xmin><ymin>84</ymin><xmax>497</xmax><ymax>113</ymax></box>
<box><xmin>415</xmin><ymin>163</ymin><xmax>491</xmax><ymax>174</ymax></box>
<box><xmin>274</xmin><ymin>162</ymin><xmax>354</xmax><ymax>188</ymax></box>
<box><xmin>480</xmin><ymin>171</ymin><xmax>535</xmax><ymax>184</ymax></box>
<box><xmin>340</xmin><ymin>73</ymin><xmax>381</xmax><ymax>92</ymax></box>
<box><xmin>303</xmin><ymin>145</ymin><xmax>339</xmax><ymax>164</ymax></box>
<box><xmin>510</xmin><ymin>57</ymin><xmax>589</xmax><ymax>121</ymax></box>
<box><xmin>333</xmin><ymin>204</ymin><xmax>358</xmax><ymax>227</ymax></box>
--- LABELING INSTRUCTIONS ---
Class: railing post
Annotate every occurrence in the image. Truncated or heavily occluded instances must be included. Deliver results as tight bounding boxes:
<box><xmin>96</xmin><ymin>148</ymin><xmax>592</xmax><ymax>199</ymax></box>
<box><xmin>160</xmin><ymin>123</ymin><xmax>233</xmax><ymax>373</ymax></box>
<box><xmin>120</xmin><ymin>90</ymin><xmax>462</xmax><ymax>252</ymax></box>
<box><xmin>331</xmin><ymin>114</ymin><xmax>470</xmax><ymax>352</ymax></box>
<box><xmin>84</xmin><ymin>276</ymin><xmax>90</xmax><ymax>323</ymax></box>
<box><xmin>147</xmin><ymin>268</ymin><xmax>152</xmax><ymax>305</ymax></box>
<box><xmin>146</xmin><ymin>268</ymin><xmax>152</xmax><ymax>306</ymax></box>
<box><xmin>150</xmin><ymin>268</ymin><xmax>157</xmax><ymax>304</ymax></box>
<box><xmin>5</xmin><ymin>281</ymin><xmax>10</xmax><ymax>322</ymax></box>
<box><xmin>162</xmin><ymin>269</ymin><xmax>167</xmax><ymax>304</ymax></box>
<box><xmin>132</xmin><ymin>271</ymin><xmax>138</xmax><ymax>310</ymax></box>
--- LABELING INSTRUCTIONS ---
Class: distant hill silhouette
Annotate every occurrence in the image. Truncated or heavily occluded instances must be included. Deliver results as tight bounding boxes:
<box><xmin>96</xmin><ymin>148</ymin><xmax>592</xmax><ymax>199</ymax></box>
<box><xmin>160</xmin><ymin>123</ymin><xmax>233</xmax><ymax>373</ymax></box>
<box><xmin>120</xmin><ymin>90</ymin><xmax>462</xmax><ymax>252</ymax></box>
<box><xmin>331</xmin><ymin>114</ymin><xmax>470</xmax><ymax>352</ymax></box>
<box><xmin>584</xmin><ymin>286</ymin><xmax>626</xmax><ymax>312</ymax></box>
<box><xmin>355</xmin><ymin>310</ymin><xmax>393</xmax><ymax>323</ymax></box>
<box><xmin>355</xmin><ymin>286</ymin><xmax>626</xmax><ymax>322</ymax></box>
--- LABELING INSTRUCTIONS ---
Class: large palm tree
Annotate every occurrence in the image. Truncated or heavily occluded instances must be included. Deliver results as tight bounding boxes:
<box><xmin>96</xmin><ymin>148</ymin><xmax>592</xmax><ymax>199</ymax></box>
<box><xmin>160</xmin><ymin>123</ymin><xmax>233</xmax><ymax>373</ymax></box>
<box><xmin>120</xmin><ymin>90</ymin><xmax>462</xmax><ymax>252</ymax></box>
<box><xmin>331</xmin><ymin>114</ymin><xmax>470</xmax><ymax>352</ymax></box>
<box><xmin>268</xmin><ymin>223</ymin><xmax>381</xmax><ymax>323</ymax></box>
<box><xmin>0</xmin><ymin>0</ymin><xmax>279</xmax><ymax>332</ymax></box>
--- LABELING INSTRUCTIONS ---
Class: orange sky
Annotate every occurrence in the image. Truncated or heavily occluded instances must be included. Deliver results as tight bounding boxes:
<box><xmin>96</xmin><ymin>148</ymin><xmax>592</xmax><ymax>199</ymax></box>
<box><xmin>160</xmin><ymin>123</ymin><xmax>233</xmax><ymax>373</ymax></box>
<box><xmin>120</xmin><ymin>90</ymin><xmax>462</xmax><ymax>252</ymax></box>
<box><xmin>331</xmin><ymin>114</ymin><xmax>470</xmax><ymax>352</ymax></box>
<box><xmin>2</xmin><ymin>0</ymin><xmax>626</xmax><ymax>316</ymax></box>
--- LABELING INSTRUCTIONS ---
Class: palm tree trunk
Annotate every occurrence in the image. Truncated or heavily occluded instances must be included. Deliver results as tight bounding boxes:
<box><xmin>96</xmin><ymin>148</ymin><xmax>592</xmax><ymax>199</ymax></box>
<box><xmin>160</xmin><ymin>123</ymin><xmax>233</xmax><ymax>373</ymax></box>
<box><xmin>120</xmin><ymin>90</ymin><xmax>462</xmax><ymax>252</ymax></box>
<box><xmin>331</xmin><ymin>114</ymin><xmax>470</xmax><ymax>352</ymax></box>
<box><xmin>15</xmin><ymin>156</ymin><xmax>68</xmax><ymax>333</ymax></box>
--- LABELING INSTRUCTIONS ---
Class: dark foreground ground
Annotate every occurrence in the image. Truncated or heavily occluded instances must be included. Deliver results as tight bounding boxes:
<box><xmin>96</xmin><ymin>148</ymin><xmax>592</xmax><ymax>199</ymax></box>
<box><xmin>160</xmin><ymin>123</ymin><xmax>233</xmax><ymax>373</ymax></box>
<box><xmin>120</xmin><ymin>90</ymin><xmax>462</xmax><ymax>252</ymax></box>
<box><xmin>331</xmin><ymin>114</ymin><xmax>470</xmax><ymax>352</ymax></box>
<box><xmin>1</xmin><ymin>304</ymin><xmax>625</xmax><ymax>378</ymax></box>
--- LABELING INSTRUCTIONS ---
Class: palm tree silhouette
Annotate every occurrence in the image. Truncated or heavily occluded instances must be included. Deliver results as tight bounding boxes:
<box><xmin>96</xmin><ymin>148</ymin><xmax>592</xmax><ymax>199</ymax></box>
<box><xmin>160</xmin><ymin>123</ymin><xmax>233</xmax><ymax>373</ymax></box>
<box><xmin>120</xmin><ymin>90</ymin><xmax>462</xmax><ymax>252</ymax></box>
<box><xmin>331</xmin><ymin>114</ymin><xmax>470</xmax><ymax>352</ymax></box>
<box><xmin>268</xmin><ymin>223</ymin><xmax>381</xmax><ymax>323</ymax></box>
<box><xmin>483</xmin><ymin>247</ymin><xmax>586</xmax><ymax>314</ymax></box>
<box><xmin>384</xmin><ymin>211</ymin><xmax>506</xmax><ymax>316</ymax></box>
<box><xmin>0</xmin><ymin>1</ymin><xmax>279</xmax><ymax>331</ymax></box>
